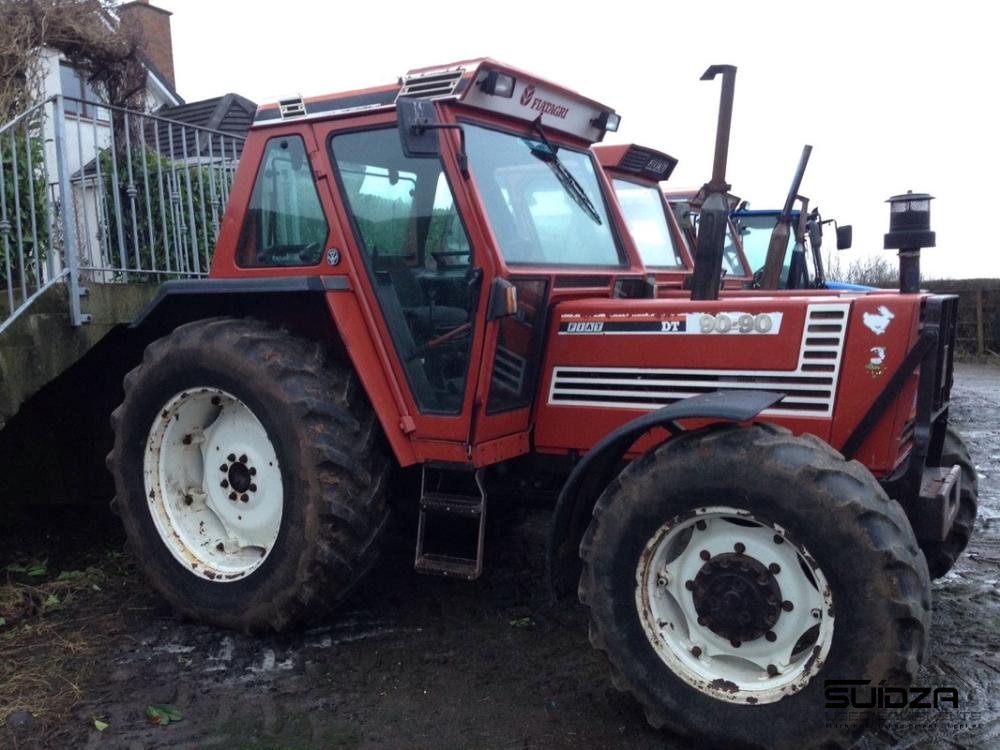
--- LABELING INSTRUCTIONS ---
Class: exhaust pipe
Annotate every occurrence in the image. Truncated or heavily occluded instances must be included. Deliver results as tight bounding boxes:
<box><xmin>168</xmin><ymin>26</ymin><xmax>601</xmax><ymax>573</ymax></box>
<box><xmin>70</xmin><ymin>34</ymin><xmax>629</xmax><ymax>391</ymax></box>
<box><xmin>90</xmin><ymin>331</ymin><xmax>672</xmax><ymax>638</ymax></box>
<box><xmin>690</xmin><ymin>65</ymin><xmax>736</xmax><ymax>302</ymax></box>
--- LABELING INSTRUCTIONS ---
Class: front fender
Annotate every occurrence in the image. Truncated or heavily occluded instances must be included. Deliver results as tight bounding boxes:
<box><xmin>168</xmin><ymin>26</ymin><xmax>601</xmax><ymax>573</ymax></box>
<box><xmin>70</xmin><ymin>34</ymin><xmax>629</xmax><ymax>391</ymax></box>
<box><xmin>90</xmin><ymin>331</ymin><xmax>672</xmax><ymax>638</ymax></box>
<box><xmin>546</xmin><ymin>389</ymin><xmax>783</xmax><ymax>599</ymax></box>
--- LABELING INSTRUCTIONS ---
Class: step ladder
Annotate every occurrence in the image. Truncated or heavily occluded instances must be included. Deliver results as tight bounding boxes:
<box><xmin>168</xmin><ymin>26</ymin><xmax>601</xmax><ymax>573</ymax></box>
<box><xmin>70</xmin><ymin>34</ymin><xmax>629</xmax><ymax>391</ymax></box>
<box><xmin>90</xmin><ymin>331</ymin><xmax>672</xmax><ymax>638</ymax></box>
<box><xmin>414</xmin><ymin>464</ymin><xmax>487</xmax><ymax>580</ymax></box>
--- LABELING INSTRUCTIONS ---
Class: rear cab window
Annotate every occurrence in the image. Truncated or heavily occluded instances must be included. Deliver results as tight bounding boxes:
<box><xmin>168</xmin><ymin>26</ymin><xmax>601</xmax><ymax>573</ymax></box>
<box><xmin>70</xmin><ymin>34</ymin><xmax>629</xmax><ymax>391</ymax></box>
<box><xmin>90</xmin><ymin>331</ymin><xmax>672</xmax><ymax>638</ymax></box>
<box><xmin>236</xmin><ymin>135</ymin><xmax>328</xmax><ymax>267</ymax></box>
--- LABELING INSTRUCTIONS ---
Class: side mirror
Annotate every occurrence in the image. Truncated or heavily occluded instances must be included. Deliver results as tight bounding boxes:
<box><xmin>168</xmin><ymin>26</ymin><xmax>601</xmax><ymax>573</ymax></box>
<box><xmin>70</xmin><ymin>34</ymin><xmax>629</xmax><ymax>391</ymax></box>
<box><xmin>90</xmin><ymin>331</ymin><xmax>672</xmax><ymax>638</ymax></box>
<box><xmin>487</xmin><ymin>277</ymin><xmax>518</xmax><ymax>320</ymax></box>
<box><xmin>396</xmin><ymin>97</ymin><xmax>441</xmax><ymax>158</ymax></box>
<box><xmin>836</xmin><ymin>225</ymin><xmax>853</xmax><ymax>250</ymax></box>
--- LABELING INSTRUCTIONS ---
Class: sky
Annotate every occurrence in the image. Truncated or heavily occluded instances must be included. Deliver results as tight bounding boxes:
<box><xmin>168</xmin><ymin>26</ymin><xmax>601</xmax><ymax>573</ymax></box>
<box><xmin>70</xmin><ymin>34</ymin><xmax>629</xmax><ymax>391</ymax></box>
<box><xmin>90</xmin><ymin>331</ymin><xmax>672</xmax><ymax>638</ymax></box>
<box><xmin>154</xmin><ymin>0</ymin><xmax>1000</xmax><ymax>280</ymax></box>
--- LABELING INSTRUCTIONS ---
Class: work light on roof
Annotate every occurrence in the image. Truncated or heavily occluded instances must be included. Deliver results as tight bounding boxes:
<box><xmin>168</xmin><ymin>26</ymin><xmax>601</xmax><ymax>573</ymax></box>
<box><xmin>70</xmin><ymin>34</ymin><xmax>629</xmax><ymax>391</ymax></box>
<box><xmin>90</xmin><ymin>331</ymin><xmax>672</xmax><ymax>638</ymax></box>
<box><xmin>479</xmin><ymin>70</ymin><xmax>516</xmax><ymax>98</ymax></box>
<box><xmin>591</xmin><ymin>110</ymin><xmax>621</xmax><ymax>132</ymax></box>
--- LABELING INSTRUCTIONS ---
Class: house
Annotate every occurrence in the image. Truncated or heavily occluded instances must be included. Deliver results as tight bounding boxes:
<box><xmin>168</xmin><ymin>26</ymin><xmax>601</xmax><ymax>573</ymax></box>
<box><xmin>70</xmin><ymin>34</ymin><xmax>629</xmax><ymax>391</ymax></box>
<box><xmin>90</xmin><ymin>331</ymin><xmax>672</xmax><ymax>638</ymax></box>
<box><xmin>23</xmin><ymin>1</ymin><xmax>255</xmax><ymax>278</ymax></box>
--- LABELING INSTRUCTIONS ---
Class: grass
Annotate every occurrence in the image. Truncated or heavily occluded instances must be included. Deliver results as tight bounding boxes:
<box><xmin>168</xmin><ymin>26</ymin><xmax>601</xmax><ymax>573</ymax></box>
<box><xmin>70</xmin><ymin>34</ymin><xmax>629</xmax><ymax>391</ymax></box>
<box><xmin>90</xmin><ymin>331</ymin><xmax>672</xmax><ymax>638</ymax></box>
<box><xmin>0</xmin><ymin>548</ymin><xmax>137</xmax><ymax>735</ymax></box>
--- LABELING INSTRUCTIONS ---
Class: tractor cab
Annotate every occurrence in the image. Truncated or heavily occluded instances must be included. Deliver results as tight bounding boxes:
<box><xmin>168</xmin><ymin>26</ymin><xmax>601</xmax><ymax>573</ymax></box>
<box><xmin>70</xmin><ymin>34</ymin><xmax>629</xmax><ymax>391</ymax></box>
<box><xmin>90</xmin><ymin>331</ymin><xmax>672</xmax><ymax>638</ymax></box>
<box><xmin>592</xmin><ymin>144</ymin><xmax>691</xmax><ymax>289</ymax></box>
<box><xmin>593</xmin><ymin>144</ymin><xmax>753</xmax><ymax>293</ymax></box>
<box><xmin>733</xmin><ymin>207</ymin><xmax>865</xmax><ymax>290</ymax></box>
<box><xmin>217</xmin><ymin>59</ymin><xmax>645</xmax><ymax>466</ymax></box>
<box><xmin>663</xmin><ymin>188</ymin><xmax>753</xmax><ymax>288</ymax></box>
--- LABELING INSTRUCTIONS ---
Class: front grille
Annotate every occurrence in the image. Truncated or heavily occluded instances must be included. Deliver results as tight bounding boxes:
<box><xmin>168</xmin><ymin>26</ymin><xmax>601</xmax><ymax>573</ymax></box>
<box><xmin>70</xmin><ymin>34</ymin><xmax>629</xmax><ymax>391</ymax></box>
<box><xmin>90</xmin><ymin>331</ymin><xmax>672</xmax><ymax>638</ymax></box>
<box><xmin>548</xmin><ymin>303</ymin><xmax>848</xmax><ymax>417</ymax></box>
<box><xmin>396</xmin><ymin>69</ymin><xmax>465</xmax><ymax>100</ymax></box>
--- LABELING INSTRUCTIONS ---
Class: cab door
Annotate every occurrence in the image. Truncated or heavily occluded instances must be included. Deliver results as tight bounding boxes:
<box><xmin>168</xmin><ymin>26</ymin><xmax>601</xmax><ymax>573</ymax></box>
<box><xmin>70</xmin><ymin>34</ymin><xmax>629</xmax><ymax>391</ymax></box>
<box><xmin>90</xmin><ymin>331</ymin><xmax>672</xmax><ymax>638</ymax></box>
<box><xmin>313</xmin><ymin>113</ymin><xmax>491</xmax><ymax>455</ymax></box>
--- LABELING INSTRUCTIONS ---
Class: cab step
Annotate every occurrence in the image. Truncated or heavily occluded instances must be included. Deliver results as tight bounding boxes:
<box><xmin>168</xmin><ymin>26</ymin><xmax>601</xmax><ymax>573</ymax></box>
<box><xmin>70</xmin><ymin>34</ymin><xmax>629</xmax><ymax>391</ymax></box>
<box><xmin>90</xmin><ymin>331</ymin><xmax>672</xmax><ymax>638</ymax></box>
<box><xmin>414</xmin><ymin>465</ymin><xmax>486</xmax><ymax>580</ymax></box>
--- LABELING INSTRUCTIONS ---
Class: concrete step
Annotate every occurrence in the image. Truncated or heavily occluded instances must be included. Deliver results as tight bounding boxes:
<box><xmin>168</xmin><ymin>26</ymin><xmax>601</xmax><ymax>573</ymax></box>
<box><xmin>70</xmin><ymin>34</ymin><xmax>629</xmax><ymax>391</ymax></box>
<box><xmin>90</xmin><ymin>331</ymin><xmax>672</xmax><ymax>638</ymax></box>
<box><xmin>0</xmin><ymin>280</ymin><xmax>158</xmax><ymax>426</ymax></box>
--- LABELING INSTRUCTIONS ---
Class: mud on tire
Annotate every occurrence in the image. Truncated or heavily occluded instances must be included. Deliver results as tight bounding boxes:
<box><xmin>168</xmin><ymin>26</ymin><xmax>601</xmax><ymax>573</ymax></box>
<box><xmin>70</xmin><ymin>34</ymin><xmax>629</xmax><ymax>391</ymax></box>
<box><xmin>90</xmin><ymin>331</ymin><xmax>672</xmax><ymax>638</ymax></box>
<box><xmin>921</xmin><ymin>426</ymin><xmax>979</xmax><ymax>578</ymax></box>
<box><xmin>108</xmin><ymin>317</ymin><xmax>389</xmax><ymax>632</ymax></box>
<box><xmin>579</xmin><ymin>423</ymin><xmax>930</xmax><ymax>750</ymax></box>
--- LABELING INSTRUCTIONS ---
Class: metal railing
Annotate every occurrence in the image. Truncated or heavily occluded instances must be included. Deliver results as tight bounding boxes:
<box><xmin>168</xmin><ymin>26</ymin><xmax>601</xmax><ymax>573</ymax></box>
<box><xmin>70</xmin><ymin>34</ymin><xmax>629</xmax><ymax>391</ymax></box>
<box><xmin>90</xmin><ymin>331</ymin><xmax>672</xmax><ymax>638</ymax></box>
<box><xmin>0</xmin><ymin>95</ymin><xmax>244</xmax><ymax>333</ymax></box>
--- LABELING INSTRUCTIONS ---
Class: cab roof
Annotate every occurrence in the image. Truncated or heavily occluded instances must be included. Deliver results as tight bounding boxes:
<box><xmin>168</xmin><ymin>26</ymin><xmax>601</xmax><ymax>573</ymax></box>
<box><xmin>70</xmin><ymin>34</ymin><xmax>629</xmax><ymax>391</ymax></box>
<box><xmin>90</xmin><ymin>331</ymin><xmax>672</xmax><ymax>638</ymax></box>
<box><xmin>593</xmin><ymin>143</ymin><xmax>678</xmax><ymax>182</ymax></box>
<box><xmin>254</xmin><ymin>58</ymin><xmax>620</xmax><ymax>143</ymax></box>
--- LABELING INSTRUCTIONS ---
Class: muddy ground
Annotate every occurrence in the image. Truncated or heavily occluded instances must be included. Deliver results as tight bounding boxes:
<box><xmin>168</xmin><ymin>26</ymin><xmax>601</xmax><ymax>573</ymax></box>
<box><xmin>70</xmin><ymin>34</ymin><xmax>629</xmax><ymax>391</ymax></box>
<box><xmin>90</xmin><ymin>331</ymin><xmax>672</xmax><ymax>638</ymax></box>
<box><xmin>1</xmin><ymin>363</ymin><xmax>998</xmax><ymax>749</ymax></box>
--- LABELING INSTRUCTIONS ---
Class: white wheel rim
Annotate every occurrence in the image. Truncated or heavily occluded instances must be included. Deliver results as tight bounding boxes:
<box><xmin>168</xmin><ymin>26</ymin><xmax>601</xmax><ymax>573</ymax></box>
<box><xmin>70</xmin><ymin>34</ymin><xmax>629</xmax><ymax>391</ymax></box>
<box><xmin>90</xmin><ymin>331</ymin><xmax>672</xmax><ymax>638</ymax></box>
<box><xmin>143</xmin><ymin>388</ymin><xmax>283</xmax><ymax>582</ymax></box>
<box><xmin>635</xmin><ymin>505</ymin><xmax>834</xmax><ymax>705</ymax></box>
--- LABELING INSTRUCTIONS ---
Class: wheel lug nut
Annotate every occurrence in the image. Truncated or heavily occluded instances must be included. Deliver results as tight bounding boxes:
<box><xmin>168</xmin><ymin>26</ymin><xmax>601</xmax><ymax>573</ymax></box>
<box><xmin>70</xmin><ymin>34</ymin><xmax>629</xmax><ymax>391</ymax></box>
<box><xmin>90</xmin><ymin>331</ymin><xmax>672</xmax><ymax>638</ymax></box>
<box><xmin>216</xmin><ymin>542</ymin><xmax>224</xmax><ymax>552</ymax></box>
<box><xmin>227</xmin><ymin>453</ymin><xmax>236</xmax><ymax>462</ymax></box>
<box><xmin>768</xmin><ymin>563</ymin><xmax>781</xmax><ymax>575</ymax></box>
<box><xmin>812</xmin><ymin>608</ymin><xmax>821</xmax><ymax>619</ymax></box>
<box><xmin>221</xmin><ymin>480</ymin><xmax>229</xmax><ymax>488</ymax></box>
<box><xmin>699</xmin><ymin>550</ymin><xmax>711</xmax><ymax>561</ymax></box>
<box><xmin>773</xmin><ymin>534</ymin><xmax>784</xmax><ymax>545</ymax></box>
<box><xmin>240</xmin><ymin>494</ymin><xmax>249</xmax><ymax>503</ymax></box>
<box><xmin>690</xmin><ymin>646</ymin><xmax>702</xmax><ymax>658</ymax></box>
<box><xmin>219</xmin><ymin>464</ymin><xmax>228</xmax><ymax>473</ymax></box>
<box><xmin>238</xmin><ymin>454</ymin><xmax>248</xmax><ymax>464</ymax></box>
<box><xmin>249</xmin><ymin>467</ymin><xmax>257</xmax><ymax>476</ymax></box>
<box><xmin>781</xmin><ymin>600</ymin><xmax>794</xmax><ymax>612</ymax></box>
<box><xmin>765</xmin><ymin>631</ymin><xmax>777</xmax><ymax>642</ymax></box>
<box><xmin>734</xmin><ymin>542</ymin><xmax>745</xmax><ymax>554</ymax></box>
<box><xmin>697</xmin><ymin>616</ymin><xmax>708</xmax><ymax>626</ymax></box>
<box><xmin>249</xmin><ymin>484</ymin><xmax>257</xmax><ymax>493</ymax></box>
<box><xmin>767</xmin><ymin>664</ymin><xmax>779</xmax><ymax>677</ymax></box>
<box><xmin>685</xmin><ymin>580</ymin><xmax>696</xmax><ymax>591</ymax></box>
<box><xmin>211</xmin><ymin>396</ymin><xmax>221</xmax><ymax>406</ymax></box>
<box><xmin>229</xmin><ymin>492</ymin><xmax>237</xmax><ymax>501</ymax></box>
<box><xmin>730</xmin><ymin>639</ymin><xmax>741</xmax><ymax>648</ymax></box>
<box><xmin>656</xmin><ymin>576</ymin><xmax>667</xmax><ymax>587</ymax></box>
<box><xmin>695</xmin><ymin>520</ymin><xmax>707</xmax><ymax>531</ymax></box>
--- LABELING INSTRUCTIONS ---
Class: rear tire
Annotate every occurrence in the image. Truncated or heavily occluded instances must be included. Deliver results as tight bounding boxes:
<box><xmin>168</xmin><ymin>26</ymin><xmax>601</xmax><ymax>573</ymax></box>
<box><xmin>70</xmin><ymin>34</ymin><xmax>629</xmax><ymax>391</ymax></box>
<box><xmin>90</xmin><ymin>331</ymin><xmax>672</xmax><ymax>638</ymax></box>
<box><xmin>108</xmin><ymin>317</ymin><xmax>389</xmax><ymax>632</ymax></box>
<box><xmin>921</xmin><ymin>427</ymin><xmax>979</xmax><ymax>578</ymax></box>
<box><xmin>579</xmin><ymin>423</ymin><xmax>930</xmax><ymax>750</ymax></box>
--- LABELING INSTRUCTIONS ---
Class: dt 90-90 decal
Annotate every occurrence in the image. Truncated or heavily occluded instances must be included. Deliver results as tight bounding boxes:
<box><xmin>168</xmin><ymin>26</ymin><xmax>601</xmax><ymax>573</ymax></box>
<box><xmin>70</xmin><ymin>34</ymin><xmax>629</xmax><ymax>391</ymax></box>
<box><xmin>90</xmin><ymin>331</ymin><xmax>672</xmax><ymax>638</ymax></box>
<box><xmin>558</xmin><ymin>312</ymin><xmax>783</xmax><ymax>335</ymax></box>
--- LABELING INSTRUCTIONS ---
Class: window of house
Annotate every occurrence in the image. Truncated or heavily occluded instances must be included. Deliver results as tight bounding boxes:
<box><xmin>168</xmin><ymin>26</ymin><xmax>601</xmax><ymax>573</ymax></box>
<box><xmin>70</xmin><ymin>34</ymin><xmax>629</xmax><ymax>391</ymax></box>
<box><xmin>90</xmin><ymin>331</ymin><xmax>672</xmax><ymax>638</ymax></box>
<box><xmin>236</xmin><ymin>135</ymin><xmax>329</xmax><ymax>267</ymax></box>
<box><xmin>60</xmin><ymin>65</ymin><xmax>106</xmax><ymax>119</ymax></box>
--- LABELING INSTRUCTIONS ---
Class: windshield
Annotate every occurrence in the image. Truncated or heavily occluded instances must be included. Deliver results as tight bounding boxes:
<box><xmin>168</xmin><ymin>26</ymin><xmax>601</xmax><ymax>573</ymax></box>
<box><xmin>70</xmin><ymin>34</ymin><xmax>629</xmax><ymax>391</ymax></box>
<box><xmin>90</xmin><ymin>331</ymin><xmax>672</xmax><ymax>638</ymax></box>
<box><xmin>611</xmin><ymin>179</ymin><xmax>684</xmax><ymax>268</ymax></box>
<box><xmin>733</xmin><ymin>212</ymin><xmax>814</xmax><ymax>286</ymax></box>
<box><xmin>464</xmin><ymin>123</ymin><xmax>623</xmax><ymax>267</ymax></box>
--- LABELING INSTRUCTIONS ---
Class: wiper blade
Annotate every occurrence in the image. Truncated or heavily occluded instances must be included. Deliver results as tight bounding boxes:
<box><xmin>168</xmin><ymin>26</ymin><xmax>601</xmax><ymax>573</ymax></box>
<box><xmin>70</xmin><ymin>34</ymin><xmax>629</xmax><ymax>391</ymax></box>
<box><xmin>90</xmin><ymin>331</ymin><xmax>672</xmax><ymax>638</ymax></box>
<box><xmin>528</xmin><ymin>119</ymin><xmax>602</xmax><ymax>225</ymax></box>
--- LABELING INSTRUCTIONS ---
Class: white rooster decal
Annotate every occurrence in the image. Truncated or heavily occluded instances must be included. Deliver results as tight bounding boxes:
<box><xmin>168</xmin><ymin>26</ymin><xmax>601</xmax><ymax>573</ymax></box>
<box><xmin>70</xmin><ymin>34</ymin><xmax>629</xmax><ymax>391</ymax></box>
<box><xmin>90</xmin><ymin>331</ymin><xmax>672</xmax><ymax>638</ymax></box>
<box><xmin>862</xmin><ymin>305</ymin><xmax>895</xmax><ymax>335</ymax></box>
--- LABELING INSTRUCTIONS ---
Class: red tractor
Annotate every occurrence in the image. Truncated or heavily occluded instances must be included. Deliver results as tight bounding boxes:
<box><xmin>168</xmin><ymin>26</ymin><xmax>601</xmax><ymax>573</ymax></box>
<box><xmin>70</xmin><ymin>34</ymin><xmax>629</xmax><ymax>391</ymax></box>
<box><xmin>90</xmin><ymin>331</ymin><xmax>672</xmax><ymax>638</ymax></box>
<box><xmin>108</xmin><ymin>59</ymin><xmax>975</xmax><ymax>748</ymax></box>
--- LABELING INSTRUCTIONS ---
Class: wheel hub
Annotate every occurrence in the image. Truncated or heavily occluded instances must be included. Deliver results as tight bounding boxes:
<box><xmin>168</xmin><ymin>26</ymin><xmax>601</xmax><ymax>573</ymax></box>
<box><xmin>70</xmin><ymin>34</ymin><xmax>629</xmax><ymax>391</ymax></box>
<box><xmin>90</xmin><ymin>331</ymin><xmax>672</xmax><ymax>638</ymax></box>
<box><xmin>220</xmin><ymin>453</ymin><xmax>257</xmax><ymax>501</ymax></box>
<box><xmin>692</xmin><ymin>553</ymin><xmax>781</xmax><ymax>642</ymax></box>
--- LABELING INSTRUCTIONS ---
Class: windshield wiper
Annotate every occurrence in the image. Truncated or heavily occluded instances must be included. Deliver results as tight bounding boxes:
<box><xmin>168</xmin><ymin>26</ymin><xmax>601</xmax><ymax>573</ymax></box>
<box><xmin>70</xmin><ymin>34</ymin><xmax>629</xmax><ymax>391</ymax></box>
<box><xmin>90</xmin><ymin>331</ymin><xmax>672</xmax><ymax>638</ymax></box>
<box><xmin>528</xmin><ymin>119</ymin><xmax>602</xmax><ymax>225</ymax></box>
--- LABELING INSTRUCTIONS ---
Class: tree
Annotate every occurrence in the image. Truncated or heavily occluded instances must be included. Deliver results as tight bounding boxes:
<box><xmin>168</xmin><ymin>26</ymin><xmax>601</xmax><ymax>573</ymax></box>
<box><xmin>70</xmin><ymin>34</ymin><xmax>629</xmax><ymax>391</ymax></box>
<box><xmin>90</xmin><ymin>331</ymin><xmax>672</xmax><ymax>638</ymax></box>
<box><xmin>0</xmin><ymin>0</ymin><xmax>146</xmax><ymax>121</ymax></box>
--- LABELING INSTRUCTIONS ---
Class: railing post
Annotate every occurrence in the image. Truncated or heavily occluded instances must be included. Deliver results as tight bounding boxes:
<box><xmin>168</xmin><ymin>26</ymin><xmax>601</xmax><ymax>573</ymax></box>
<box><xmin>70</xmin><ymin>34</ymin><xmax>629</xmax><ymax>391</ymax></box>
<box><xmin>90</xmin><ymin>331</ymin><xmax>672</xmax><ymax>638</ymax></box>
<box><xmin>52</xmin><ymin>95</ymin><xmax>89</xmax><ymax>326</ymax></box>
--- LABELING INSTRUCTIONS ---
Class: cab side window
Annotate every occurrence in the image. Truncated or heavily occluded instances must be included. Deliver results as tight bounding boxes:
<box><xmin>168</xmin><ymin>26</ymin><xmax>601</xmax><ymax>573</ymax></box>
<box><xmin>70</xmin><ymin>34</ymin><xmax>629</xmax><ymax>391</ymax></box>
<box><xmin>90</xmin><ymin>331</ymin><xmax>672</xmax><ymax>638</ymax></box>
<box><xmin>237</xmin><ymin>135</ymin><xmax>328</xmax><ymax>267</ymax></box>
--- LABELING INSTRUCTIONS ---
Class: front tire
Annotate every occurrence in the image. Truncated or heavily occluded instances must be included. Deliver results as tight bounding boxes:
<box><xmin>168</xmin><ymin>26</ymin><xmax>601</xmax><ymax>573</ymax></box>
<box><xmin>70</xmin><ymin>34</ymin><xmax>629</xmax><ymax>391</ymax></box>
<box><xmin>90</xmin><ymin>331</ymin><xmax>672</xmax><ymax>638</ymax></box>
<box><xmin>108</xmin><ymin>318</ymin><xmax>389</xmax><ymax>632</ymax></box>
<box><xmin>579</xmin><ymin>423</ymin><xmax>930</xmax><ymax>749</ymax></box>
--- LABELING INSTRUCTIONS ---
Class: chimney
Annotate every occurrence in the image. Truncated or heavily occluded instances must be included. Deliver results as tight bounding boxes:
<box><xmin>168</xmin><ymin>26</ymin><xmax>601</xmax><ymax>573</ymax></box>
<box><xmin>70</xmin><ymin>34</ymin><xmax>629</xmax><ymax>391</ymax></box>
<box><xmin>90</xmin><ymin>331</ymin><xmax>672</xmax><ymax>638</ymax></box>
<box><xmin>118</xmin><ymin>0</ymin><xmax>175</xmax><ymax>90</ymax></box>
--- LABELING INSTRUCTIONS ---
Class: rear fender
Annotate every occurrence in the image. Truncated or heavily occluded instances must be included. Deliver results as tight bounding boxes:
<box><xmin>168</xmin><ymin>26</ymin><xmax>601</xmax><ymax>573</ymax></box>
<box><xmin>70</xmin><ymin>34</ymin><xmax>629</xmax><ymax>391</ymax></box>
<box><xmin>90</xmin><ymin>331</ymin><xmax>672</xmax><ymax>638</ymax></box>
<box><xmin>546</xmin><ymin>389</ymin><xmax>783</xmax><ymax>599</ymax></box>
<box><xmin>130</xmin><ymin>276</ymin><xmax>417</xmax><ymax>467</ymax></box>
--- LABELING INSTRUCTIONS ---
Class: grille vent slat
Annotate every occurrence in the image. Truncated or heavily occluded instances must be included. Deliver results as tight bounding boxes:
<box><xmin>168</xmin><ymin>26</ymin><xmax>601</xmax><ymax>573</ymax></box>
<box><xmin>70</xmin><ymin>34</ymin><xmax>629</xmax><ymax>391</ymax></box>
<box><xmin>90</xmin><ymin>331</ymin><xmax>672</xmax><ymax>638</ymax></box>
<box><xmin>397</xmin><ymin>69</ymin><xmax>465</xmax><ymax>101</ymax></box>
<box><xmin>548</xmin><ymin>303</ymin><xmax>849</xmax><ymax>417</ymax></box>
